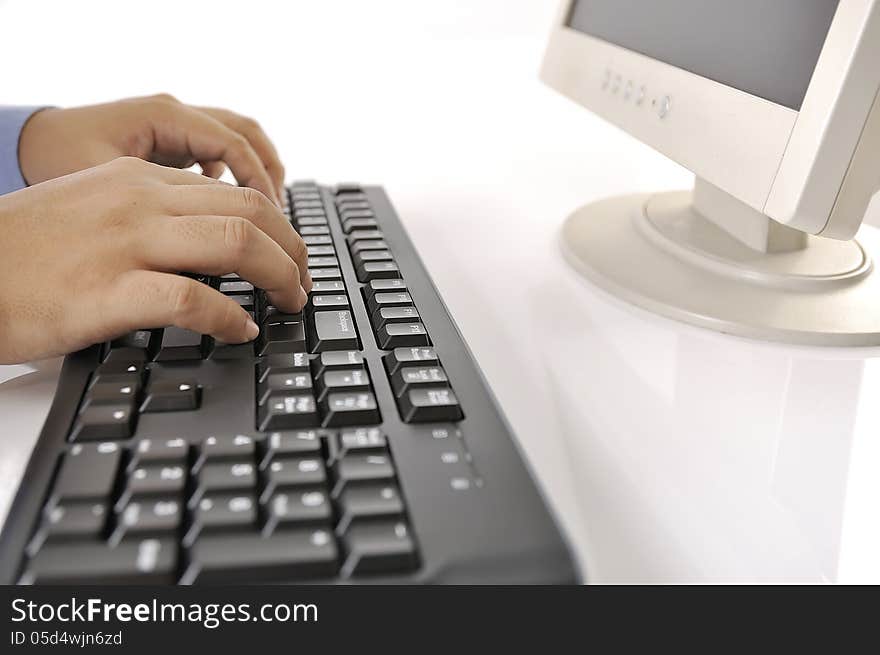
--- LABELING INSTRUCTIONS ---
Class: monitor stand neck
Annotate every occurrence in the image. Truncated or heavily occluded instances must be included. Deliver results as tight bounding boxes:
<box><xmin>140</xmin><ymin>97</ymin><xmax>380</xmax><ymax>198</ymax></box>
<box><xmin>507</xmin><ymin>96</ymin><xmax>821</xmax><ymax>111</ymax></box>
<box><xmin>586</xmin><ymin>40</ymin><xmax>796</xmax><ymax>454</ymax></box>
<box><xmin>692</xmin><ymin>178</ymin><xmax>807</xmax><ymax>254</ymax></box>
<box><xmin>559</xmin><ymin>178</ymin><xmax>880</xmax><ymax>345</ymax></box>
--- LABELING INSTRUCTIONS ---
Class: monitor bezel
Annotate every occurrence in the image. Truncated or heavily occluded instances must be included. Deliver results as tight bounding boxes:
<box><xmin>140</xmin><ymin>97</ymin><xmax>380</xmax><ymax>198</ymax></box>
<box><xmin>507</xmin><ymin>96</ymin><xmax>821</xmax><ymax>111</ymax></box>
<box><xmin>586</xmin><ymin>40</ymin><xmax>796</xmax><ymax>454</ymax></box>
<box><xmin>541</xmin><ymin>0</ymin><xmax>880</xmax><ymax>237</ymax></box>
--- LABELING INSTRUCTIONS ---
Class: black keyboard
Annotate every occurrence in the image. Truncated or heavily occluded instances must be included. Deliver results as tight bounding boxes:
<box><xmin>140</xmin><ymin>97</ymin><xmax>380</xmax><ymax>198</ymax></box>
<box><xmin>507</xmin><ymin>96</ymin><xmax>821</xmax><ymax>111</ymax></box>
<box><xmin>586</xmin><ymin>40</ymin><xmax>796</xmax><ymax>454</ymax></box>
<box><xmin>0</xmin><ymin>182</ymin><xmax>576</xmax><ymax>584</ymax></box>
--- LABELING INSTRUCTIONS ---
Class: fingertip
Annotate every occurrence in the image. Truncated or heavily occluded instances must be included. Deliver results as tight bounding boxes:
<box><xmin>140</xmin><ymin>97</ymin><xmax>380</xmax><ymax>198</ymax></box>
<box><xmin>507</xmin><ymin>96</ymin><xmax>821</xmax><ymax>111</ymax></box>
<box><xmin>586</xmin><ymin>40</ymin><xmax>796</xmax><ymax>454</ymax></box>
<box><xmin>245</xmin><ymin>317</ymin><xmax>260</xmax><ymax>341</ymax></box>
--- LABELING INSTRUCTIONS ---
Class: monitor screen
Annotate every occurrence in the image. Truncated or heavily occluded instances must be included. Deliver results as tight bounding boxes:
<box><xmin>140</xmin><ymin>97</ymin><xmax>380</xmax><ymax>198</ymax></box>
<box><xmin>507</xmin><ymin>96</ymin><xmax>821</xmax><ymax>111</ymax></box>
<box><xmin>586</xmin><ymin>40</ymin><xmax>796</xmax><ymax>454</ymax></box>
<box><xmin>566</xmin><ymin>0</ymin><xmax>840</xmax><ymax>110</ymax></box>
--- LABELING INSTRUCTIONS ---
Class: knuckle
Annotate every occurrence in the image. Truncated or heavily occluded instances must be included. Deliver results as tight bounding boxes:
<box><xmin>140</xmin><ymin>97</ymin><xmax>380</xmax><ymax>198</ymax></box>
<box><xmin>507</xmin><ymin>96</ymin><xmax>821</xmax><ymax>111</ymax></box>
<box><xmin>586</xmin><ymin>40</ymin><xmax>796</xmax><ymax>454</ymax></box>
<box><xmin>282</xmin><ymin>256</ymin><xmax>299</xmax><ymax>288</ymax></box>
<box><xmin>228</xmin><ymin>132</ymin><xmax>250</xmax><ymax>153</ymax></box>
<box><xmin>150</xmin><ymin>92</ymin><xmax>179</xmax><ymax>104</ymax></box>
<box><xmin>223</xmin><ymin>216</ymin><xmax>252</xmax><ymax>263</ymax></box>
<box><xmin>238</xmin><ymin>115</ymin><xmax>260</xmax><ymax>132</ymax></box>
<box><xmin>111</xmin><ymin>155</ymin><xmax>145</xmax><ymax>172</ymax></box>
<box><xmin>168</xmin><ymin>279</ymin><xmax>198</xmax><ymax>320</ymax></box>
<box><xmin>238</xmin><ymin>185</ymin><xmax>271</xmax><ymax>215</ymax></box>
<box><xmin>220</xmin><ymin>297</ymin><xmax>242</xmax><ymax>332</ymax></box>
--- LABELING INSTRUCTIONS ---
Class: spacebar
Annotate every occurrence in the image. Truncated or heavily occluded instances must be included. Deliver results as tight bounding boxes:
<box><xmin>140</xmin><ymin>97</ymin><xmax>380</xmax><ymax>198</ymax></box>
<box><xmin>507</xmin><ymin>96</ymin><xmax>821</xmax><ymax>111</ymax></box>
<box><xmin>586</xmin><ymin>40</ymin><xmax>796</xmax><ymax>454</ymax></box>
<box><xmin>184</xmin><ymin>530</ymin><xmax>339</xmax><ymax>583</ymax></box>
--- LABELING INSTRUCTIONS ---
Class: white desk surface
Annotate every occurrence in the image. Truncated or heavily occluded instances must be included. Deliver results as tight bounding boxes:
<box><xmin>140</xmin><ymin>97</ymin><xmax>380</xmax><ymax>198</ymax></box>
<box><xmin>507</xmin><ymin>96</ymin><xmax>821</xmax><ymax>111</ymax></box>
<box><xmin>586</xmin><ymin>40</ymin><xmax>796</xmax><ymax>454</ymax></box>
<box><xmin>2</xmin><ymin>0</ymin><xmax>880</xmax><ymax>583</ymax></box>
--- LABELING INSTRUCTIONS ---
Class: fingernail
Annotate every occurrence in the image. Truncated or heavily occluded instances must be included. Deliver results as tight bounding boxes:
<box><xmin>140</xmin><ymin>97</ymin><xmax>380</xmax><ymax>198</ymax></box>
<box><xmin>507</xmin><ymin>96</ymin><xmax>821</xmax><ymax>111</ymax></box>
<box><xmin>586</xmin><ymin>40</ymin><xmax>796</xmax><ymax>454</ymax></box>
<box><xmin>245</xmin><ymin>318</ymin><xmax>260</xmax><ymax>341</ymax></box>
<box><xmin>299</xmin><ymin>285</ymin><xmax>308</xmax><ymax>305</ymax></box>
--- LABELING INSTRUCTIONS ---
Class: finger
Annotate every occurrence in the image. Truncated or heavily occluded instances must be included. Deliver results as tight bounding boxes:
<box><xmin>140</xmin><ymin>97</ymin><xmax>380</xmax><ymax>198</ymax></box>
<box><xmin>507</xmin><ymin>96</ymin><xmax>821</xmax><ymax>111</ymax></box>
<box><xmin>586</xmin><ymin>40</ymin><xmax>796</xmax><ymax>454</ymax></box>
<box><xmin>151</xmin><ymin>104</ymin><xmax>281</xmax><ymax>204</ymax></box>
<box><xmin>199</xmin><ymin>160</ymin><xmax>226</xmax><ymax>179</ymax></box>
<box><xmin>139</xmin><ymin>214</ymin><xmax>308</xmax><ymax>313</ymax></box>
<box><xmin>96</xmin><ymin>270</ymin><xmax>259</xmax><ymax>344</ymax></box>
<box><xmin>158</xmin><ymin>184</ymin><xmax>311</xmax><ymax>292</ymax></box>
<box><xmin>112</xmin><ymin>156</ymin><xmax>225</xmax><ymax>187</ymax></box>
<box><xmin>198</xmin><ymin>106</ymin><xmax>285</xmax><ymax>198</ymax></box>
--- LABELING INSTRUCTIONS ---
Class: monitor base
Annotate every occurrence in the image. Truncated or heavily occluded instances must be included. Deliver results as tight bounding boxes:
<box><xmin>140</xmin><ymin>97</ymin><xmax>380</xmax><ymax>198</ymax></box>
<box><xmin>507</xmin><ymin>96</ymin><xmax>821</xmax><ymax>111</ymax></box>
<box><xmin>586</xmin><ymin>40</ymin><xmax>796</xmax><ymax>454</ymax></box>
<box><xmin>560</xmin><ymin>187</ymin><xmax>880</xmax><ymax>346</ymax></box>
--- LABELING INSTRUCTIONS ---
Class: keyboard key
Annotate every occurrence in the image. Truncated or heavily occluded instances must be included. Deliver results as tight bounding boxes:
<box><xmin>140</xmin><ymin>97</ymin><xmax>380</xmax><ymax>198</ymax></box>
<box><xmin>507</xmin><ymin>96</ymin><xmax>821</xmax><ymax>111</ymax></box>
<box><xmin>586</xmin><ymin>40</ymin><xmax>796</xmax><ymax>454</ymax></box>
<box><xmin>81</xmin><ymin>379</ymin><xmax>141</xmax><ymax>408</ymax></box>
<box><xmin>263</xmin><ymin>490</ymin><xmax>332</xmax><ymax>533</ymax></box>
<box><xmin>303</xmin><ymin>235</ymin><xmax>333</xmax><ymax>246</ymax></box>
<box><xmin>311</xmin><ymin>280</ymin><xmax>346</xmax><ymax>294</ymax></box>
<box><xmin>227</xmin><ymin>293</ymin><xmax>256</xmax><ymax>311</ymax></box>
<box><xmin>366</xmin><ymin>278</ymin><xmax>407</xmax><ymax>295</ymax></box>
<box><xmin>333</xmin><ymin>453</ymin><xmax>395</xmax><ymax>489</ymax></box>
<box><xmin>140</xmin><ymin>379</ymin><xmax>201</xmax><ymax>413</ymax></box>
<box><xmin>353</xmin><ymin>250</ymin><xmax>393</xmax><ymax>267</ymax></box>
<box><xmin>336</xmin><ymin>483</ymin><xmax>404</xmax><ymax>532</ymax></box>
<box><xmin>377</xmin><ymin>322</ymin><xmax>430</xmax><ymax>349</ymax></box>
<box><xmin>112</xmin><ymin>498</ymin><xmax>182</xmax><ymax>541</ymax></box>
<box><xmin>322</xmin><ymin>392</ymin><xmax>380</xmax><ymax>427</ymax></box>
<box><xmin>261</xmin><ymin>430</ymin><xmax>324</xmax><ymax>466</ymax></box>
<box><xmin>391</xmin><ymin>366</ymin><xmax>449</xmax><ymax>397</ymax></box>
<box><xmin>69</xmin><ymin>404</ymin><xmax>136</xmax><ymax>441</ymax></box>
<box><xmin>129</xmin><ymin>437</ymin><xmax>189</xmax><ymax>469</ymax></box>
<box><xmin>383</xmin><ymin>347</ymin><xmax>439</xmax><ymax>376</ymax></box>
<box><xmin>373</xmin><ymin>306</ymin><xmax>420</xmax><ymax>329</ymax></box>
<box><xmin>308</xmin><ymin>256</ymin><xmax>339</xmax><ymax>268</ymax></box>
<box><xmin>196</xmin><ymin>461</ymin><xmax>256</xmax><ymax>494</ymax></box>
<box><xmin>121</xmin><ymin>464</ymin><xmax>187</xmax><ymax>504</ymax></box>
<box><xmin>109</xmin><ymin>330</ymin><xmax>156</xmax><ymax>360</ymax></box>
<box><xmin>309</xmin><ymin>267</ymin><xmax>342</xmax><ymax>280</ymax></box>
<box><xmin>311</xmin><ymin>310</ymin><xmax>359</xmax><ymax>352</ymax></box>
<box><xmin>196</xmin><ymin>434</ymin><xmax>257</xmax><ymax>469</ymax></box>
<box><xmin>257</xmin><ymin>352</ymin><xmax>310</xmax><ymax>383</ymax></box>
<box><xmin>357</xmin><ymin>260</ymin><xmax>400</xmax><ymax>282</ymax></box>
<box><xmin>93</xmin><ymin>359</ymin><xmax>147</xmax><ymax>381</ymax></box>
<box><xmin>50</xmin><ymin>443</ymin><xmax>121</xmax><ymax>505</ymax></box>
<box><xmin>258</xmin><ymin>371</ymin><xmax>314</xmax><ymax>405</ymax></box>
<box><xmin>209</xmin><ymin>340</ymin><xmax>254</xmax><ymax>359</ymax></box>
<box><xmin>258</xmin><ymin>319</ymin><xmax>307</xmax><ymax>355</ymax></box>
<box><xmin>307</xmin><ymin>245</ymin><xmax>336</xmax><ymax>256</ymax></box>
<box><xmin>367</xmin><ymin>291</ymin><xmax>413</xmax><ymax>315</ymax></box>
<box><xmin>311</xmin><ymin>294</ymin><xmax>349</xmax><ymax>310</ymax></box>
<box><xmin>31</xmin><ymin>502</ymin><xmax>108</xmax><ymax>549</ymax></box>
<box><xmin>299</xmin><ymin>226</ymin><xmax>330</xmax><ymax>236</ymax></box>
<box><xmin>155</xmin><ymin>327</ymin><xmax>205</xmax><ymax>361</ymax></box>
<box><xmin>336</xmin><ymin>199</ymin><xmax>370</xmax><ymax>210</ymax></box>
<box><xmin>332</xmin><ymin>428</ymin><xmax>387</xmax><ymax>460</ymax></box>
<box><xmin>23</xmin><ymin>538</ymin><xmax>177</xmax><ymax>584</ymax></box>
<box><xmin>184</xmin><ymin>530</ymin><xmax>337</xmax><ymax>583</ymax></box>
<box><xmin>219</xmin><ymin>280</ymin><xmax>254</xmax><ymax>294</ymax></box>
<box><xmin>294</xmin><ymin>200</ymin><xmax>323</xmax><ymax>210</ymax></box>
<box><xmin>261</xmin><ymin>457</ymin><xmax>327</xmax><ymax>501</ymax></box>
<box><xmin>316</xmin><ymin>368</ymin><xmax>371</xmax><ymax>401</ymax></box>
<box><xmin>350</xmin><ymin>239</ymin><xmax>389</xmax><ymax>254</ymax></box>
<box><xmin>312</xmin><ymin>350</ymin><xmax>364</xmax><ymax>377</ymax></box>
<box><xmin>399</xmin><ymin>387</ymin><xmax>463</xmax><ymax>423</ymax></box>
<box><xmin>342</xmin><ymin>217</ymin><xmax>378</xmax><ymax>232</ymax></box>
<box><xmin>297</xmin><ymin>216</ymin><xmax>328</xmax><ymax>227</ymax></box>
<box><xmin>185</xmin><ymin>493</ymin><xmax>257</xmax><ymax>544</ymax></box>
<box><xmin>341</xmin><ymin>520</ymin><xmax>417</xmax><ymax>576</ymax></box>
<box><xmin>102</xmin><ymin>346</ymin><xmax>148</xmax><ymax>366</ymax></box>
<box><xmin>347</xmin><ymin>229</ymin><xmax>384</xmax><ymax>244</ymax></box>
<box><xmin>259</xmin><ymin>394</ymin><xmax>320</xmax><ymax>431</ymax></box>
<box><xmin>340</xmin><ymin>205</ymin><xmax>374</xmax><ymax>216</ymax></box>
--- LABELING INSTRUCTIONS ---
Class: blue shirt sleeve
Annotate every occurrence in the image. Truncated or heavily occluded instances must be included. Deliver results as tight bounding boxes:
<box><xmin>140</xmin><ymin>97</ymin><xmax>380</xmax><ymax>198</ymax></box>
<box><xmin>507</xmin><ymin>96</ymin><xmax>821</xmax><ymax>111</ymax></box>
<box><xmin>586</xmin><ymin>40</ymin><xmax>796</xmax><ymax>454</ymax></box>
<box><xmin>0</xmin><ymin>106</ymin><xmax>47</xmax><ymax>195</ymax></box>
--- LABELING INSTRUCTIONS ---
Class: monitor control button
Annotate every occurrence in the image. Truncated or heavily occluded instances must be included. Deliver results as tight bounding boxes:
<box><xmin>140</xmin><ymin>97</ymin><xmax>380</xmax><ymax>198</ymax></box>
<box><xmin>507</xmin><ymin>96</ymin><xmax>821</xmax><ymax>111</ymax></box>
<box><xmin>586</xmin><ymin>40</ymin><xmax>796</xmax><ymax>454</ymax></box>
<box><xmin>658</xmin><ymin>95</ymin><xmax>671</xmax><ymax>118</ymax></box>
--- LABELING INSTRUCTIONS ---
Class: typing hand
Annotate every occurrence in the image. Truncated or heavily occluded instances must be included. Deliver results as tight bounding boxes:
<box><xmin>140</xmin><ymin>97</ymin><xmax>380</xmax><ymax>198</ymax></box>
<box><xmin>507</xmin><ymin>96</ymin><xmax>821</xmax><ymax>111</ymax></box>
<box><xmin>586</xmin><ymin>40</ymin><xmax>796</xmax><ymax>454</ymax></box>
<box><xmin>17</xmin><ymin>94</ymin><xmax>285</xmax><ymax>206</ymax></box>
<box><xmin>0</xmin><ymin>157</ymin><xmax>310</xmax><ymax>364</ymax></box>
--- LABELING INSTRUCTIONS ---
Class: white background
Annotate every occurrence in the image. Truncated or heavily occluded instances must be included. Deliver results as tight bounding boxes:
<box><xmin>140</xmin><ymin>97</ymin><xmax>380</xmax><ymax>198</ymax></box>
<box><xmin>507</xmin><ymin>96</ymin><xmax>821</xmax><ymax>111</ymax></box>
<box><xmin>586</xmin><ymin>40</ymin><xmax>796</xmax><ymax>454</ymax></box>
<box><xmin>5</xmin><ymin>1</ymin><xmax>879</xmax><ymax>582</ymax></box>
<box><xmin>0</xmin><ymin>0</ymin><xmax>692</xmax><ymax>577</ymax></box>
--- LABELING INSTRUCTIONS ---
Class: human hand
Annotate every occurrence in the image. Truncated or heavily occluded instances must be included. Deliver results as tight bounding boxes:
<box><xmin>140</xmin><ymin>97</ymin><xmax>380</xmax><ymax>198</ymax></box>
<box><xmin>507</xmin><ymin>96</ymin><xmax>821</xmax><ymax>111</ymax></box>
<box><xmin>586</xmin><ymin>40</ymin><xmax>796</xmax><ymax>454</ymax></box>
<box><xmin>0</xmin><ymin>157</ymin><xmax>309</xmax><ymax>364</ymax></box>
<box><xmin>17</xmin><ymin>94</ymin><xmax>285</xmax><ymax>205</ymax></box>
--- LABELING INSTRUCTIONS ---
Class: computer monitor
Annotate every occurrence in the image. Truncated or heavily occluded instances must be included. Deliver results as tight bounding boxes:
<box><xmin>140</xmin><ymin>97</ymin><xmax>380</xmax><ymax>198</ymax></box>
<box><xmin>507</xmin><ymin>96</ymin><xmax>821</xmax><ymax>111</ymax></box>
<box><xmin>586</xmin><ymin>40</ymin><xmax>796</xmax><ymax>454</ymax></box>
<box><xmin>541</xmin><ymin>0</ymin><xmax>880</xmax><ymax>345</ymax></box>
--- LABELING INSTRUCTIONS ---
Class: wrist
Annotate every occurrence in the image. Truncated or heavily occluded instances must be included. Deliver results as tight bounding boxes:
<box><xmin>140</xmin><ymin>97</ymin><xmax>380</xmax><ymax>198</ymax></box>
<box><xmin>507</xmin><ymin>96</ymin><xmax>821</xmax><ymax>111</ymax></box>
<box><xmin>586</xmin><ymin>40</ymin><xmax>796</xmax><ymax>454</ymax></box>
<box><xmin>18</xmin><ymin>107</ymin><xmax>60</xmax><ymax>186</ymax></box>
